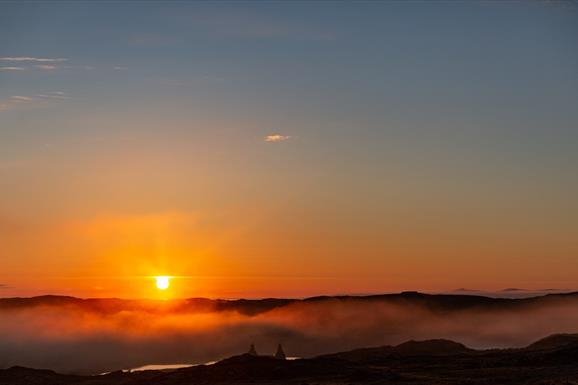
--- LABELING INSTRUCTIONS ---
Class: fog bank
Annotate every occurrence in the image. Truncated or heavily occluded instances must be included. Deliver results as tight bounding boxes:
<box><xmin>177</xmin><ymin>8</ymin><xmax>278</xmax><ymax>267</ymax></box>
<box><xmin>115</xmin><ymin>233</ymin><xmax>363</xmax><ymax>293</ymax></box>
<box><xmin>1</xmin><ymin>294</ymin><xmax>577</xmax><ymax>374</ymax></box>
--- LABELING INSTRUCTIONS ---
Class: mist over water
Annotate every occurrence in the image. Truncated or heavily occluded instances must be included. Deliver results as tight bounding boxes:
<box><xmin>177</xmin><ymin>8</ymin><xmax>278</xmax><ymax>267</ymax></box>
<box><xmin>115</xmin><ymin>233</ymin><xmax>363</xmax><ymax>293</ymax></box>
<box><xmin>1</xmin><ymin>295</ymin><xmax>577</xmax><ymax>374</ymax></box>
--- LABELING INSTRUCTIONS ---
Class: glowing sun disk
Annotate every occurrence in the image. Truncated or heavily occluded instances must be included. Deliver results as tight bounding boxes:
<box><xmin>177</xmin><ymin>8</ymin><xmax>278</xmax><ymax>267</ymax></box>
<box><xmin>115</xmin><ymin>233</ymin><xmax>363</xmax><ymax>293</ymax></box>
<box><xmin>155</xmin><ymin>276</ymin><xmax>170</xmax><ymax>290</ymax></box>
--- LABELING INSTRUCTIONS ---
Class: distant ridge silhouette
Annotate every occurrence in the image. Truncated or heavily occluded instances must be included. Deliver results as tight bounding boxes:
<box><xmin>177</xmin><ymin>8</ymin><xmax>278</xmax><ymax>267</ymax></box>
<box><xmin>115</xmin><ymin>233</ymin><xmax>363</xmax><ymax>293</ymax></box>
<box><xmin>2</xmin><ymin>291</ymin><xmax>578</xmax><ymax>315</ymax></box>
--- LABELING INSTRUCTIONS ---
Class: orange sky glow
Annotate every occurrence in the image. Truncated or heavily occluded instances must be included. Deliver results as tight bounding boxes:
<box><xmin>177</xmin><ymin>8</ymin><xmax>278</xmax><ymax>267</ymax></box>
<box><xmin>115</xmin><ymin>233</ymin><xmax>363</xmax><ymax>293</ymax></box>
<box><xmin>1</xmin><ymin>2</ymin><xmax>577</xmax><ymax>299</ymax></box>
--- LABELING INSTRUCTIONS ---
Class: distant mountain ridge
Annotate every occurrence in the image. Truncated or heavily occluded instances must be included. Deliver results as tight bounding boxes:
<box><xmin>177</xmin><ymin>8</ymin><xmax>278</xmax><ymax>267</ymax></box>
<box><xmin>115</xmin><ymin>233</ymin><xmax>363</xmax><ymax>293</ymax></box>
<box><xmin>2</xmin><ymin>291</ymin><xmax>578</xmax><ymax>316</ymax></box>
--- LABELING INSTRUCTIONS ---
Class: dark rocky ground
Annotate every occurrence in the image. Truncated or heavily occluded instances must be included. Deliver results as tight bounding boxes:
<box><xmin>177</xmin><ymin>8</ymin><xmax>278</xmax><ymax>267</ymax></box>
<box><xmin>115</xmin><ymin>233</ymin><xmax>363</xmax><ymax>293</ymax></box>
<box><xmin>1</xmin><ymin>334</ymin><xmax>577</xmax><ymax>385</ymax></box>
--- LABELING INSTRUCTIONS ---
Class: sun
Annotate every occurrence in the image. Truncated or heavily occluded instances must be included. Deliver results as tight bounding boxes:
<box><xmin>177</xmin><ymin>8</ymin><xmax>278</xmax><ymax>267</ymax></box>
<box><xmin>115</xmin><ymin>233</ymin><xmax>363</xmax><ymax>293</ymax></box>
<box><xmin>155</xmin><ymin>276</ymin><xmax>171</xmax><ymax>290</ymax></box>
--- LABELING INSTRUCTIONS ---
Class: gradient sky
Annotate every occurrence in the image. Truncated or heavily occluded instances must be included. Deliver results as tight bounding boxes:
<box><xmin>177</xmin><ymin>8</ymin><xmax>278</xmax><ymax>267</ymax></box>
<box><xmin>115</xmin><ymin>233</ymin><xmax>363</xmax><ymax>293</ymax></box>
<box><xmin>1</xmin><ymin>1</ymin><xmax>577</xmax><ymax>298</ymax></box>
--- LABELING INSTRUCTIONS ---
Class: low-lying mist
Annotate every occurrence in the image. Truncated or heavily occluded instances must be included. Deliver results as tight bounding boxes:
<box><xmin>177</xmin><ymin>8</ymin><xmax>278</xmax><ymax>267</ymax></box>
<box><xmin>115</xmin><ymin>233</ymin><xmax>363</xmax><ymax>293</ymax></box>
<box><xmin>1</xmin><ymin>294</ymin><xmax>577</xmax><ymax>374</ymax></box>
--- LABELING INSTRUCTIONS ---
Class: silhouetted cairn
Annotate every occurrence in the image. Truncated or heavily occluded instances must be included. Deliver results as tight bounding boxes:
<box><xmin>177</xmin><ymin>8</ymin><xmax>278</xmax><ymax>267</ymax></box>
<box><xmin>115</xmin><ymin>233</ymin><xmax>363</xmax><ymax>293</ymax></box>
<box><xmin>275</xmin><ymin>343</ymin><xmax>286</xmax><ymax>360</ymax></box>
<box><xmin>246</xmin><ymin>343</ymin><xmax>286</xmax><ymax>359</ymax></box>
<box><xmin>248</xmin><ymin>343</ymin><xmax>258</xmax><ymax>356</ymax></box>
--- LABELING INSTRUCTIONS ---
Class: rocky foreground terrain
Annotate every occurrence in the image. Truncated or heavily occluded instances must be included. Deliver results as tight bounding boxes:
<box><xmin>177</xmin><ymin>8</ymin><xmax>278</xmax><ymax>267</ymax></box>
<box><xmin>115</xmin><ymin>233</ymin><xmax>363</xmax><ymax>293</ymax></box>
<box><xmin>1</xmin><ymin>333</ymin><xmax>578</xmax><ymax>385</ymax></box>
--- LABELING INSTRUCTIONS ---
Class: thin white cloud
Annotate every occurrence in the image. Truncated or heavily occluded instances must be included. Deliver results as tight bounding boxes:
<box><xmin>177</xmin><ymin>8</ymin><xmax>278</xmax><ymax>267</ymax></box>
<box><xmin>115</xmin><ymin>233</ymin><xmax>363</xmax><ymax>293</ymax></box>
<box><xmin>60</xmin><ymin>65</ymin><xmax>96</xmax><ymax>70</ymax></box>
<box><xmin>35</xmin><ymin>64</ymin><xmax>58</xmax><ymax>70</ymax></box>
<box><xmin>0</xmin><ymin>97</ymin><xmax>33</xmax><ymax>112</ymax></box>
<box><xmin>0</xmin><ymin>92</ymin><xmax>69</xmax><ymax>112</ymax></box>
<box><xmin>0</xmin><ymin>59</ymin><xmax>100</xmax><ymax>73</ymax></box>
<box><xmin>0</xmin><ymin>57</ymin><xmax>68</xmax><ymax>62</ymax></box>
<box><xmin>10</xmin><ymin>96</ymin><xmax>34</xmax><ymax>102</ymax></box>
<box><xmin>34</xmin><ymin>92</ymin><xmax>69</xmax><ymax>99</ymax></box>
<box><xmin>264</xmin><ymin>134</ymin><xmax>291</xmax><ymax>142</ymax></box>
<box><xmin>0</xmin><ymin>66</ymin><xmax>25</xmax><ymax>71</ymax></box>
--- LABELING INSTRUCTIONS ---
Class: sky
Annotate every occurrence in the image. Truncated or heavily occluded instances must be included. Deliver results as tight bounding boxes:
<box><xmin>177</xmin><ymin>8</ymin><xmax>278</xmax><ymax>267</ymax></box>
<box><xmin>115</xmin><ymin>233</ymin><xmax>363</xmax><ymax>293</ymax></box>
<box><xmin>0</xmin><ymin>1</ymin><xmax>577</xmax><ymax>299</ymax></box>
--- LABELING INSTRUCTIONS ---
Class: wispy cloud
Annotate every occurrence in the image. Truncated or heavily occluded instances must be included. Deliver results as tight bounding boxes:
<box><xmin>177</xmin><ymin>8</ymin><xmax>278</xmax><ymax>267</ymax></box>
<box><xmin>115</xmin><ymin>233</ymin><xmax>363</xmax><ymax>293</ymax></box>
<box><xmin>0</xmin><ymin>57</ymin><xmax>67</xmax><ymax>62</ymax></box>
<box><xmin>264</xmin><ymin>134</ymin><xmax>291</xmax><ymax>142</ymax></box>
<box><xmin>0</xmin><ymin>96</ymin><xmax>37</xmax><ymax>111</ymax></box>
<box><xmin>10</xmin><ymin>96</ymin><xmax>34</xmax><ymax>102</ymax></box>
<box><xmin>60</xmin><ymin>65</ymin><xmax>96</xmax><ymax>71</ymax></box>
<box><xmin>35</xmin><ymin>64</ymin><xmax>59</xmax><ymax>70</ymax></box>
<box><xmin>0</xmin><ymin>91</ymin><xmax>69</xmax><ymax>112</ymax></box>
<box><xmin>34</xmin><ymin>92</ymin><xmax>69</xmax><ymax>100</ymax></box>
<box><xmin>0</xmin><ymin>58</ymin><xmax>108</xmax><ymax>73</ymax></box>
<box><xmin>0</xmin><ymin>66</ymin><xmax>26</xmax><ymax>71</ymax></box>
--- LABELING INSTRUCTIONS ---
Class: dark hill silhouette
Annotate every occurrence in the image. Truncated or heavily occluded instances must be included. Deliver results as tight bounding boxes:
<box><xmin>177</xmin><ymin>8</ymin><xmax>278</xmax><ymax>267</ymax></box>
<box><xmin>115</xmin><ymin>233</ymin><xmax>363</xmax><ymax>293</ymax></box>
<box><xmin>391</xmin><ymin>339</ymin><xmax>471</xmax><ymax>355</ymax></box>
<box><xmin>2</xmin><ymin>335</ymin><xmax>578</xmax><ymax>384</ymax></box>
<box><xmin>0</xmin><ymin>366</ymin><xmax>80</xmax><ymax>385</ymax></box>
<box><xmin>319</xmin><ymin>339</ymin><xmax>472</xmax><ymax>363</ymax></box>
<box><xmin>2</xmin><ymin>291</ymin><xmax>578</xmax><ymax>316</ymax></box>
<box><xmin>526</xmin><ymin>333</ymin><xmax>578</xmax><ymax>351</ymax></box>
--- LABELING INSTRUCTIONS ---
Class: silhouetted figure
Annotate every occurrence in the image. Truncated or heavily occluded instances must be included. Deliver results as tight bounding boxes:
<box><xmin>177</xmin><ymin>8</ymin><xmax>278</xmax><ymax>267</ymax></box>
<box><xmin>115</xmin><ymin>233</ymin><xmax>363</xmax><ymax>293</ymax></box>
<box><xmin>275</xmin><ymin>343</ymin><xmax>286</xmax><ymax>360</ymax></box>
<box><xmin>248</xmin><ymin>343</ymin><xmax>258</xmax><ymax>356</ymax></box>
